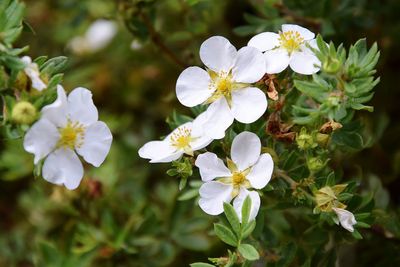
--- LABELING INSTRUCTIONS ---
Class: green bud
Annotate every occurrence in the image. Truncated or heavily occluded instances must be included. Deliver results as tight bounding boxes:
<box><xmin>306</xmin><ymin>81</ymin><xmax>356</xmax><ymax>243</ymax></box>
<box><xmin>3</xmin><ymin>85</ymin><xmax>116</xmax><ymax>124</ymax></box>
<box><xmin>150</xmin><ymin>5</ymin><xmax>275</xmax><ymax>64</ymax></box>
<box><xmin>307</xmin><ymin>157</ymin><xmax>325</xmax><ymax>173</ymax></box>
<box><xmin>11</xmin><ymin>101</ymin><xmax>37</xmax><ymax>124</ymax></box>
<box><xmin>316</xmin><ymin>133</ymin><xmax>330</xmax><ymax>147</ymax></box>
<box><xmin>327</xmin><ymin>95</ymin><xmax>340</xmax><ymax>107</ymax></box>
<box><xmin>296</xmin><ymin>128</ymin><xmax>316</xmax><ymax>150</ymax></box>
<box><xmin>322</xmin><ymin>57</ymin><xmax>341</xmax><ymax>74</ymax></box>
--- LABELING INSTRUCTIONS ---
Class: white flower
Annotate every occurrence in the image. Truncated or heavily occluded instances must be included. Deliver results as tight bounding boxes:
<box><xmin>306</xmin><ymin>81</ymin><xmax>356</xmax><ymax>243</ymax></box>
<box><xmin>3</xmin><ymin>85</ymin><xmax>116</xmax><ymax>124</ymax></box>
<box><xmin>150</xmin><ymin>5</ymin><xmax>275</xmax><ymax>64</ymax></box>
<box><xmin>68</xmin><ymin>19</ymin><xmax>117</xmax><ymax>54</ymax></box>
<box><xmin>23</xmin><ymin>85</ymin><xmax>113</xmax><ymax>190</ymax></box>
<box><xmin>332</xmin><ymin>207</ymin><xmax>357</xmax><ymax>232</ymax></box>
<box><xmin>21</xmin><ymin>56</ymin><xmax>47</xmax><ymax>91</ymax></box>
<box><xmin>138</xmin><ymin>112</ymin><xmax>213</xmax><ymax>163</ymax></box>
<box><xmin>176</xmin><ymin>36</ymin><xmax>267</xmax><ymax>139</ymax></box>
<box><xmin>248</xmin><ymin>24</ymin><xmax>320</xmax><ymax>75</ymax></box>
<box><xmin>195</xmin><ymin>131</ymin><xmax>274</xmax><ymax>221</ymax></box>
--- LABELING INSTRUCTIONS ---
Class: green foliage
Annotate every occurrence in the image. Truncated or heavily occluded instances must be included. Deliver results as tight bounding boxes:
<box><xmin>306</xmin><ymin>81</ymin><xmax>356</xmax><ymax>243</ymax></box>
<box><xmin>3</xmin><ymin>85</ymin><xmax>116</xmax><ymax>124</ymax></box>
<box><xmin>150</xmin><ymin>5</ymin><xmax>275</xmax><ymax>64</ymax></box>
<box><xmin>1</xmin><ymin>0</ymin><xmax>399</xmax><ymax>267</ymax></box>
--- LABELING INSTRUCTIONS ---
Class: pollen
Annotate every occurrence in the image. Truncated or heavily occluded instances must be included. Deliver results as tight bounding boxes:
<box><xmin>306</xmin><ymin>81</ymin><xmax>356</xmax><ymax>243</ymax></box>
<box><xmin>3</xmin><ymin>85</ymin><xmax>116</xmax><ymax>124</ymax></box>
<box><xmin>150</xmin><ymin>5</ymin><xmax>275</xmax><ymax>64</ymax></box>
<box><xmin>170</xmin><ymin>126</ymin><xmax>192</xmax><ymax>150</ymax></box>
<box><xmin>278</xmin><ymin>30</ymin><xmax>304</xmax><ymax>54</ymax></box>
<box><xmin>57</xmin><ymin>121</ymin><xmax>85</xmax><ymax>149</ymax></box>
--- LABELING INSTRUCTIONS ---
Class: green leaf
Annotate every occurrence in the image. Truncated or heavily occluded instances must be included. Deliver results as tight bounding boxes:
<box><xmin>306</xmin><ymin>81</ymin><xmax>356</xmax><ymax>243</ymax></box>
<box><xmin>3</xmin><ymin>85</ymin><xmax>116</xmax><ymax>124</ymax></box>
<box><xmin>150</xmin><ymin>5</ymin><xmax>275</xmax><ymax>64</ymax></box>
<box><xmin>190</xmin><ymin>263</ymin><xmax>215</xmax><ymax>267</ymax></box>
<box><xmin>238</xmin><ymin>244</ymin><xmax>259</xmax><ymax>261</ymax></box>
<box><xmin>40</xmin><ymin>56</ymin><xmax>68</xmax><ymax>76</ymax></box>
<box><xmin>241</xmin><ymin>196</ymin><xmax>252</xmax><ymax>227</ymax></box>
<box><xmin>223</xmin><ymin>202</ymin><xmax>240</xmax><ymax>235</ymax></box>
<box><xmin>241</xmin><ymin>220</ymin><xmax>256</xmax><ymax>239</ymax></box>
<box><xmin>214</xmin><ymin>223</ymin><xmax>238</xmax><ymax>247</ymax></box>
<box><xmin>178</xmin><ymin>188</ymin><xmax>198</xmax><ymax>201</ymax></box>
<box><xmin>351</xmin><ymin>229</ymin><xmax>363</xmax><ymax>239</ymax></box>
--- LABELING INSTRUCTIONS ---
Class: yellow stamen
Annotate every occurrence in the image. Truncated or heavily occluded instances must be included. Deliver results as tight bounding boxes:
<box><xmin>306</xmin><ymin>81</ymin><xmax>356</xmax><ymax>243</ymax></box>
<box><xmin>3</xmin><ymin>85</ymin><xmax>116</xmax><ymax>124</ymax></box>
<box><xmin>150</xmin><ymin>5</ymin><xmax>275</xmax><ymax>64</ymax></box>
<box><xmin>278</xmin><ymin>30</ymin><xmax>304</xmax><ymax>54</ymax></box>
<box><xmin>170</xmin><ymin>126</ymin><xmax>193</xmax><ymax>155</ymax></box>
<box><xmin>57</xmin><ymin>121</ymin><xmax>85</xmax><ymax>149</ymax></box>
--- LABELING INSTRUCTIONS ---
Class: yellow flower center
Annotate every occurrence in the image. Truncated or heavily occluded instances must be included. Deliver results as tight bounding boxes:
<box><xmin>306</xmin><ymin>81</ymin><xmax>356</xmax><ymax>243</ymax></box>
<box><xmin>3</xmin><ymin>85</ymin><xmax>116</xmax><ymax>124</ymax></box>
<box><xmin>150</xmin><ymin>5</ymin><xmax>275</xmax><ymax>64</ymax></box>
<box><xmin>232</xmin><ymin>172</ymin><xmax>246</xmax><ymax>187</ymax></box>
<box><xmin>206</xmin><ymin>71</ymin><xmax>248</xmax><ymax>105</ymax></box>
<box><xmin>170</xmin><ymin>126</ymin><xmax>193</xmax><ymax>155</ymax></box>
<box><xmin>215</xmin><ymin>75</ymin><xmax>233</xmax><ymax>96</ymax></box>
<box><xmin>278</xmin><ymin>30</ymin><xmax>304</xmax><ymax>54</ymax></box>
<box><xmin>57</xmin><ymin>121</ymin><xmax>85</xmax><ymax>149</ymax></box>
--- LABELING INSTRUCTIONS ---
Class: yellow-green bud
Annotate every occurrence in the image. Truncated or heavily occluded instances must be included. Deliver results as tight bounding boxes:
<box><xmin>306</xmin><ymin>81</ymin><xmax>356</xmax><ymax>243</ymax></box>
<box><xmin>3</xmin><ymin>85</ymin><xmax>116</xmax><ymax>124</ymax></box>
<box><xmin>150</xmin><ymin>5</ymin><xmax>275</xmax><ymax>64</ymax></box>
<box><xmin>316</xmin><ymin>133</ymin><xmax>330</xmax><ymax>147</ymax></box>
<box><xmin>296</xmin><ymin>128</ymin><xmax>316</xmax><ymax>150</ymax></box>
<box><xmin>307</xmin><ymin>157</ymin><xmax>325</xmax><ymax>173</ymax></box>
<box><xmin>11</xmin><ymin>101</ymin><xmax>37</xmax><ymax>125</ymax></box>
<box><xmin>322</xmin><ymin>57</ymin><xmax>341</xmax><ymax>74</ymax></box>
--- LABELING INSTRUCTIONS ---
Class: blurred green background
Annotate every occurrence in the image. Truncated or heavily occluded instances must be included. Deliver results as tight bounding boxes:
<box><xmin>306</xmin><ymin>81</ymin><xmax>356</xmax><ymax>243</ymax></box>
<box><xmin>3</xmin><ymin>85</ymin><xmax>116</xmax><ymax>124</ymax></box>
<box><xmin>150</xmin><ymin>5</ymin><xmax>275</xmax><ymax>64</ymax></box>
<box><xmin>0</xmin><ymin>0</ymin><xmax>400</xmax><ymax>266</ymax></box>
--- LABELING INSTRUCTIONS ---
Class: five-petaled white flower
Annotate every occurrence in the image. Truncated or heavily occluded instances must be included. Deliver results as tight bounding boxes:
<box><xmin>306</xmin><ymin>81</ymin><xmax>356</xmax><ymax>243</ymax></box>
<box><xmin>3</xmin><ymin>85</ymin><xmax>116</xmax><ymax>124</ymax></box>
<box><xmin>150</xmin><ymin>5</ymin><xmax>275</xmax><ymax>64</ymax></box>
<box><xmin>332</xmin><ymin>207</ymin><xmax>357</xmax><ymax>232</ymax></box>
<box><xmin>195</xmin><ymin>131</ymin><xmax>274</xmax><ymax>221</ymax></box>
<box><xmin>68</xmin><ymin>19</ymin><xmax>117</xmax><ymax>55</ymax></box>
<box><xmin>248</xmin><ymin>24</ymin><xmax>320</xmax><ymax>75</ymax></box>
<box><xmin>138</xmin><ymin>112</ymin><xmax>213</xmax><ymax>163</ymax></box>
<box><xmin>23</xmin><ymin>85</ymin><xmax>113</xmax><ymax>190</ymax></box>
<box><xmin>176</xmin><ymin>36</ymin><xmax>267</xmax><ymax>139</ymax></box>
<box><xmin>21</xmin><ymin>56</ymin><xmax>47</xmax><ymax>91</ymax></box>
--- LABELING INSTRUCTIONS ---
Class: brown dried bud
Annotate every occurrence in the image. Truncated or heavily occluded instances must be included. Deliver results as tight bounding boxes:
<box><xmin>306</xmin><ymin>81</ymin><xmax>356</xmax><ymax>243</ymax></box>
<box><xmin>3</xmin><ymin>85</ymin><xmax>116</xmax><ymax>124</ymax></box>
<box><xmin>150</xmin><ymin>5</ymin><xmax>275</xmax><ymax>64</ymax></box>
<box><xmin>320</xmin><ymin>120</ymin><xmax>343</xmax><ymax>134</ymax></box>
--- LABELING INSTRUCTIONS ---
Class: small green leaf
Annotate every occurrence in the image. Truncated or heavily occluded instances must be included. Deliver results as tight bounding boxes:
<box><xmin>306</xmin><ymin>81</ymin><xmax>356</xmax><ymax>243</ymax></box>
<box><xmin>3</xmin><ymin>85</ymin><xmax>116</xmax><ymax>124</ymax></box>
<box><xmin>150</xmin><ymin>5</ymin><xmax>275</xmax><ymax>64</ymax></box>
<box><xmin>241</xmin><ymin>196</ymin><xmax>252</xmax><ymax>226</ymax></box>
<box><xmin>223</xmin><ymin>202</ymin><xmax>240</xmax><ymax>235</ymax></box>
<box><xmin>178</xmin><ymin>188</ymin><xmax>198</xmax><ymax>201</ymax></box>
<box><xmin>238</xmin><ymin>244</ymin><xmax>259</xmax><ymax>261</ymax></box>
<box><xmin>190</xmin><ymin>263</ymin><xmax>215</xmax><ymax>267</ymax></box>
<box><xmin>351</xmin><ymin>229</ymin><xmax>363</xmax><ymax>239</ymax></box>
<box><xmin>214</xmin><ymin>223</ymin><xmax>238</xmax><ymax>247</ymax></box>
<box><xmin>241</xmin><ymin>220</ymin><xmax>256</xmax><ymax>239</ymax></box>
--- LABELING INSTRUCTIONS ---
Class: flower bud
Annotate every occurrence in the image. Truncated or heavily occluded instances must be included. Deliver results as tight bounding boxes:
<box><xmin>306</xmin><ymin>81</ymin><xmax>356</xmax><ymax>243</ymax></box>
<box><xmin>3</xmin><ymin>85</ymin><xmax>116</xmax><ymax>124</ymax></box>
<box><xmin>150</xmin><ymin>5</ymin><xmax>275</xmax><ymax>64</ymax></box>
<box><xmin>11</xmin><ymin>101</ymin><xmax>37</xmax><ymax>124</ymax></box>
<box><xmin>322</xmin><ymin>57</ymin><xmax>341</xmax><ymax>74</ymax></box>
<box><xmin>14</xmin><ymin>71</ymin><xmax>28</xmax><ymax>91</ymax></box>
<box><xmin>327</xmin><ymin>95</ymin><xmax>340</xmax><ymax>107</ymax></box>
<box><xmin>296</xmin><ymin>128</ymin><xmax>316</xmax><ymax>150</ymax></box>
<box><xmin>316</xmin><ymin>133</ymin><xmax>330</xmax><ymax>147</ymax></box>
<box><xmin>307</xmin><ymin>157</ymin><xmax>325</xmax><ymax>173</ymax></box>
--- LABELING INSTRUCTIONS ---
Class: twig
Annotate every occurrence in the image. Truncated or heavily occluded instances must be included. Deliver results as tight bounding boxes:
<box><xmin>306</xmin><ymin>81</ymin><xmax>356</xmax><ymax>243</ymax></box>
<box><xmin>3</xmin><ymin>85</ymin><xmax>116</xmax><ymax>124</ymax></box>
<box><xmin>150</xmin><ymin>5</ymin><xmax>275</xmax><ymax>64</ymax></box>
<box><xmin>139</xmin><ymin>12</ymin><xmax>187</xmax><ymax>68</ymax></box>
<box><xmin>275</xmin><ymin>168</ymin><xmax>298</xmax><ymax>189</ymax></box>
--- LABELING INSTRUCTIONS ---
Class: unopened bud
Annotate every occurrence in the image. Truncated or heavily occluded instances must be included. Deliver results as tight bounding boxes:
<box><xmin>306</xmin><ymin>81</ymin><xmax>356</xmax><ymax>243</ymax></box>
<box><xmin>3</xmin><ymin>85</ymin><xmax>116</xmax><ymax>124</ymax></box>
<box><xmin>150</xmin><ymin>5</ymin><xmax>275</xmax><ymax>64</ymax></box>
<box><xmin>322</xmin><ymin>57</ymin><xmax>341</xmax><ymax>74</ymax></box>
<box><xmin>296</xmin><ymin>128</ymin><xmax>316</xmax><ymax>150</ymax></box>
<box><xmin>316</xmin><ymin>133</ymin><xmax>330</xmax><ymax>147</ymax></box>
<box><xmin>307</xmin><ymin>157</ymin><xmax>325</xmax><ymax>173</ymax></box>
<box><xmin>11</xmin><ymin>101</ymin><xmax>37</xmax><ymax>124</ymax></box>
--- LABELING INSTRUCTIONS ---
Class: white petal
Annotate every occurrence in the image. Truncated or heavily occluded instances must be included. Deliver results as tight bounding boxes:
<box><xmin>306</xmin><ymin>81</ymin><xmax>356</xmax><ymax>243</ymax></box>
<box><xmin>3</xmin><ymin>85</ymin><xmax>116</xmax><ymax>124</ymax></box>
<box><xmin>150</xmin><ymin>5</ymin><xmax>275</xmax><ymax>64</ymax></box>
<box><xmin>191</xmin><ymin>136</ymin><xmax>213</xmax><ymax>151</ymax></box>
<box><xmin>247</xmin><ymin>153</ymin><xmax>274</xmax><ymax>189</ymax></box>
<box><xmin>202</xmin><ymin>98</ymin><xmax>234</xmax><ymax>139</ymax></box>
<box><xmin>21</xmin><ymin>56</ymin><xmax>32</xmax><ymax>64</ymax></box>
<box><xmin>247</xmin><ymin>32</ymin><xmax>280</xmax><ymax>52</ymax></box>
<box><xmin>264</xmin><ymin>48</ymin><xmax>290</xmax><ymax>74</ymax></box>
<box><xmin>29</xmin><ymin>73</ymin><xmax>47</xmax><ymax>91</ymax></box>
<box><xmin>199</xmin><ymin>36</ymin><xmax>237</xmax><ymax>72</ymax></box>
<box><xmin>42</xmin><ymin>149</ymin><xmax>84</xmax><ymax>190</ymax></box>
<box><xmin>67</xmin><ymin>87</ymin><xmax>98</xmax><ymax>126</ymax></box>
<box><xmin>195</xmin><ymin>152</ymin><xmax>232</xmax><ymax>182</ymax></box>
<box><xmin>138</xmin><ymin>140</ymin><xmax>182</xmax><ymax>163</ymax></box>
<box><xmin>233</xmin><ymin>188</ymin><xmax>260</xmax><ymax>222</ymax></box>
<box><xmin>232</xmin><ymin>46</ymin><xmax>265</xmax><ymax>83</ymax></box>
<box><xmin>231</xmin><ymin>87</ymin><xmax>267</xmax><ymax>123</ymax></box>
<box><xmin>176</xmin><ymin>66</ymin><xmax>213</xmax><ymax>107</ymax></box>
<box><xmin>333</xmin><ymin>208</ymin><xmax>357</xmax><ymax>232</ymax></box>
<box><xmin>289</xmin><ymin>50</ymin><xmax>320</xmax><ymax>75</ymax></box>
<box><xmin>198</xmin><ymin>181</ymin><xmax>233</xmax><ymax>215</ymax></box>
<box><xmin>23</xmin><ymin>119</ymin><xmax>59</xmax><ymax>164</ymax></box>
<box><xmin>282</xmin><ymin>24</ymin><xmax>315</xmax><ymax>40</ymax></box>
<box><xmin>85</xmin><ymin>19</ymin><xmax>117</xmax><ymax>51</ymax></box>
<box><xmin>76</xmin><ymin>121</ymin><xmax>112</xmax><ymax>167</ymax></box>
<box><xmin>41</xmin><ymin>85</ymin><xmax>68</xmax><ymax>127</ymax></box>
<box><xmin>231</xmin><ymin>131</ymin><xmax>261</xmax><ymax>171</ymax></box>
<box><xmin>190</xmin><ymin>112</ymin><xmax>214</xmax><ymax>150</ymax></box>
